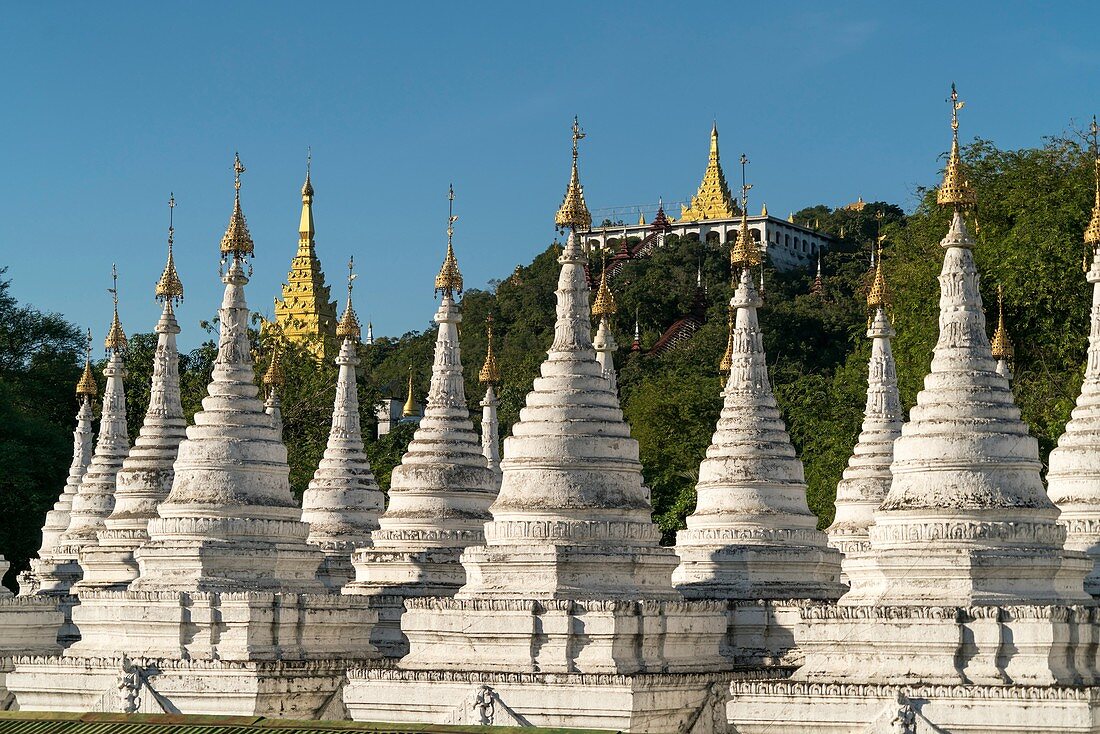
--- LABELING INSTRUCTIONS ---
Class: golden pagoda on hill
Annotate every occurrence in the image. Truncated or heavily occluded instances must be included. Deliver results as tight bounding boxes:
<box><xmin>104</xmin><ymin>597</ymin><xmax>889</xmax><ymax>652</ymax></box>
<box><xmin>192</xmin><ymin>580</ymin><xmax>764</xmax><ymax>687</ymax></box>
<box><xmin>678</xmin><ymin>122</ymin><xmax>739</xmax><ymax>221</ymax></box>
<box><xmin>273</xmin><ymin>157</ymin><xmax>338</xmax><ymax>359</ymax></box>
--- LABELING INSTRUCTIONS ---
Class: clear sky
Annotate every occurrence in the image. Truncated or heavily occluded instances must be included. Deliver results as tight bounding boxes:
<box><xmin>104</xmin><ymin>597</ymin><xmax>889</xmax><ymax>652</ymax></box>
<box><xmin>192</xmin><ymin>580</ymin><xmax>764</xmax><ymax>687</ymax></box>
<box><xmin>2</xmin><ymin>2</ymin><xmax>1099</xmax><ymax>350</ymax></box>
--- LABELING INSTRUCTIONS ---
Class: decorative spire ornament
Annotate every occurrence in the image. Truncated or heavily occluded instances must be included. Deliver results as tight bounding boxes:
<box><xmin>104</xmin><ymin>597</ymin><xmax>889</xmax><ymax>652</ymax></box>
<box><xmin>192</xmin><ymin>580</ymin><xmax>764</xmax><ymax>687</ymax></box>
<box><xmin>365</xmin><ymin>321</ymin><xmax>374</xmax><ymax>346</ymax></box>
<box><xmin>591</xmin><ymin>254</ymin><xmax>619</xmax><ymax>390</ymax></box>
<box><xmin>990</xmin><ymin>285</ymin><xmax>1014</xmax><ymax>381</ymax></box>
<box><xmin>810</xmin><ymin>253</ymin><xmax>825</xmax><ymax>296</ymax></box>
<box><xmin>730</xmin><ymin>154</ymin><xmax>762</xmax><ymax>270</ymax></box>
<box><xmin>1046</xmin><ymin>117</ymin><xmax>1100</xmax><ymax>596</ymax></box>
<box><xmin>263</xmin><ymin>340</ymin><xmax>285</xmax><ymax>435</ymax></box>
<box><xmin>302</xmin><ymin>255</ymin><xmax>384</xmax><ymax>590</ymax></box>
<box><xmin>79</xmin><ymin>196</ymin><xmax>188</xmax><ymax>590</ymax></box>
<box><xmin>401</xmin><ymin>366</ymin><xmax>418</xmax><ymax>419</ymax></box>
<box><xmin>936</xmin><ymin>83</ymin><xmax>977</xmax><ymax>210</ymax></box>
<box><xmin>718</xmin><ymin>304</ymin><xmax>734</xmax><ymax>376</ymax></box>
<box><xmin>631</xmin><ymin>307</ymin><xmax>642</xmax><ymax>352</ymax></box>
<box><xmin>479</xmin><ymin>315</ymin><xmax>502</xmax><ymax>474</ymax></box>
<box><xmin>220</xmin><ymin>153</ymin><xmax>254</xmax><ymax>261</ymax></box>
<box><xmin>347</xmin><ymin>197</ymin><xmax>498</xmax><ymax>601</ymax></box>
<box><xmin>554</xmin><ymin>117</ymin><xmax>592</xmax><ymax>232</ymax></box>
<box><xmin>827</xmin><ymin>243</ymin><xmax>903</xmax><ymax>584</ymax></box>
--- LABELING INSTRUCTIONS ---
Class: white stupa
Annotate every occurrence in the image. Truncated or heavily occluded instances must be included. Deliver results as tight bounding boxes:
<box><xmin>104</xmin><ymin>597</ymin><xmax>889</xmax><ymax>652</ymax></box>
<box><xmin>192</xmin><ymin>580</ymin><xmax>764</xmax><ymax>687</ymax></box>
<box><xmin>478</xmin><ymin>315</ymin><xmax>502</xmax><ymax>475</ymax></box>
<box><xmin>78</xmin><ymin>200</ymin><xmax>188</xmax><ymax>591</ymax></box>
<box><xmin>301</xmin><ymin>257</ymin><xmax>384</xmax><ymax>590</ymax></box>
<box><xmin>827</xmin><ymin>248</ymin><xmax>903</xmax><ymax>585</ymax></box>
<box><xmin>728</xmin><ymin>85</ymin><xmax>1099</xmax><ymax>734</ymax></box>
<box><xmin>1047</xmin><ymin>148</ymin><xmax>1100</xmax><ymax>596</ymax></box>
<box><xmin>673</xmin><ymin>203</ymin><xmax>842</xmax><ymax>601</ymax></box>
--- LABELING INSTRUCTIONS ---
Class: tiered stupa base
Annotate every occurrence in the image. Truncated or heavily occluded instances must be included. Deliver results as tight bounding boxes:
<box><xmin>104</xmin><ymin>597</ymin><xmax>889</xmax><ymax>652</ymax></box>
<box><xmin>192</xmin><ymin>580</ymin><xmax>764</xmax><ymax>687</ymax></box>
<box><xmin>673</xmin><ymin>529</ymin><xmax>844</xmax><ymax>601</ymax></box>
<box><xmin>727</xmin><ymin>603</ymin><xmax>1100</xmax><ymax>733</ymax></box>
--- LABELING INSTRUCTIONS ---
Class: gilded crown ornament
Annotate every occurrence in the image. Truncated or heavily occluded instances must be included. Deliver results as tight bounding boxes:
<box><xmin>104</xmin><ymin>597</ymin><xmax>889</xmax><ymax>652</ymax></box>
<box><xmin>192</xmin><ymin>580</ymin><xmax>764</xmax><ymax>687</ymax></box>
<box><xmin>936</xmin><ymin>83</ymin><xmax>977</xmax><ymax>209</ymax></box>
<box><xmin>730</xmin><ymin>154</ymin><xmax>762</xmax><ymax>270</ymax></box>
<box><xmin>104</xmin><ymin>264</ymin><xmax>127</xmax><ymax>354</ymax></box>
<box><xmin>76</xmin><ymin>328</ymin><xmax>98</xmax><ymax>398</ymax></box>
<box><xmin>336</xmin><ymin>256</ymin><xmax>362</xmax><ymax>342</ymax></box>
<box><xmin>554</xmin><ymin>116</ymin><xmax>592</xmax><ymax>232</ymax></box>
<box><xmin>990</xmin><ymin>285</ymin><xmax>1014</xmax><ymax>363</ymax></box>
<box><xmin>592</xmin><ymin>255</ymin><xmax>617</xmax><ymax>318</ymax></box>
<box><xmin>155</xmin><ymin>193</ymin><xmax>185</xmax><ymax>305</ymax></box>
<box><xmin>220</xmin><ymin>152</ymin><xmax>255</xmax><ymax>258</ymax></box>
<box><xmin>263</xmin><ymin>340</ymin><xmax>285</xmax><ymax>388</ymax></box>
<box><xmin>435</xmin><ymin>184</ymin><xmax>464</xmax><ymax>296</ymax></box>
<box><xmin>719</xmin><ymin>304</ymin><xmax>734</xmax><ymax>374</ymax></box>
<box><xmin>479</xmin><ymin>315</ymin><xmax>501</xmax><ymax>385</ymax></box>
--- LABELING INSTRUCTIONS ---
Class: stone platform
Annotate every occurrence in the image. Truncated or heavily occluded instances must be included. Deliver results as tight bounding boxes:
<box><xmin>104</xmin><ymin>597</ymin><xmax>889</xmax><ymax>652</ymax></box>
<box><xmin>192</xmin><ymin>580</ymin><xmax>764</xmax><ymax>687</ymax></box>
<box><xmin>344</xmin><ymin>668</ymin><xmax>731</xmax><ymax>733</ymax></box>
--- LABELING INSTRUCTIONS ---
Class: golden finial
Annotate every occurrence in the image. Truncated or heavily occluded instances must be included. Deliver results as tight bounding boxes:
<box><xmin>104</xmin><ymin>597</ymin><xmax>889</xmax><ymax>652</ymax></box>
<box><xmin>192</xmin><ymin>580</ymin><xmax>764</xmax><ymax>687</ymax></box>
<box><xmin>76</xmin><ymin>328</ymin><xmax>97</xmax><ymax>398</ymax></box>
<box><xmin>1084</xmin><ymin>116</ymin><xmax>1100</xmax><ymax>262</ymax></box>
<box><xmin>761</xmin><ymin>202</ymin><xmax>768</xmax><ymax>217</ymax></box>
<box><xmin>263</xmin><ymin>340</ymin><xmax>285</xmax><ymax>388</ymax></box>
<box><xmin>719</xmin><ymin>304</ymin><xmax>734</xmax><ymax>374</ymax></box>
<box><xmin>479</xmin><ymin>314</ymin><xmax>501</xmax><ymax>385</ymax></box>
<box><xmin>104</xmin><ymin>264</ymin><xmax>127</xmax><ymax>354</ymax></box>
<box><xmin>730</xmin><ymin>154</ymin><xmax>762</xmax><ymax>270</ymax></box>
<box><xmin>592</xmin><ymin>253</ymin><xmax>617</xmax><ymax>318</ymax></box>
<box><xmin>402</xmin><ymin>366</ymin><xmax>418</xmax><ymax>417</ymax></box>
<box><xmin>867</xmin><ymin>242</ymin><xmax>890</xmax><ymax>311</ymax></box>
<box><xmin>990</xmin><ymin>285</ymin><xmax>1014</xmax><ymax>362</ymax></box>
<box><xmin>936</xmin><ymin>83</ymin><xmax>977</xmax><ymax>209</ymax></box>
<box><xmin>435</xmin><ymin>183</ymin><xmax>464</xmax><ymax>296</ymax></box>
<box><xmin>303</xmin><ymin>147</ymin><xmax>314</xmax><ymax>197</ymax></box>
<box><xmin>554</xmin><ymin>116</ymin><xmax>592</xmax><ymax>232</ymax></box>
<box><xmin>221</xmin><ymin>152</ymin><xmax>255</xmax><ymax>258</ymax></box>
<box><xmin>155</xmin><ymin>193</ymin><xmax>185</xmax><ymax>305</ymax></box>
<box><xmin>336</xmin><ymin>256</ymin><xmax>361</xmax><ymax>342</ymax></box>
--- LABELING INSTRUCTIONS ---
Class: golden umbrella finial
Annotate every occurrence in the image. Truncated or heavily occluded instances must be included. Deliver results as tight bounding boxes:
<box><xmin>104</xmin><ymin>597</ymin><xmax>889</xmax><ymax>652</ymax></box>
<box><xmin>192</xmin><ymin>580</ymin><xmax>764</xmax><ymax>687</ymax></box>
<box><xmin>592</xmin><ymin>251</ymin><xmax>617</xmax><ymax>318</ymax></box>
<box><xmin>554</xmin><ymin>116</ymin><xmax>592</xmax><ymax>233</ymax></box>
<box><xmin>435</xmin><ymin>183</ymin><xmax>464</xmax><ymax>296</ymax></box>
<box><xmin>479</xmin><ymin>315</ymin><xmax>501</xmax><ymax>385</ymax></box>
<box><xmin>730</xmin><ymin>153</ymin><xmax>761</xmax><ymax>270</ymax></box>
<box><xmin>76</xmin><ymin>327</ymin><xmax>97</xmax><ymax>399</ymax></box>
<box><xmin>336</xmin><ymin>255</ymin><xmax>361</xmax><ymax>342</ymax></box>
<box><xmin>104</xmin><ymin>264</ymin><xmax>127</xmax><ymax>354</ymax></box>
<box><xmin>719</xmin><ymin>304</ymin><xmax>735</xmax><ymax>375</ymax></box>
<box><xmin>263</xmin><ymin>338</ymin><xmax>285</xmax><ymax>389</ymax></box>
<box><xmin>937</xmin><ymin>83</ymin><xmax>977</xmax><ymax>210</ymax></box>
<box><xmin>221</xmin><ymin>152</ymin><xmax>255</xmax><ymax>259</ymax></box>
<box><xmin>991</xmin><ymin>284</ymin><xmax>1014</xmax><ymax>363</ymax></box>
<box><xmin>1084</xmin><ymin>115</ymin><xmax>1100</xmax><ymax>272</ymax></box>
<box><xmin>155</xmin><ymin>193</ymin><xmax>185</xmax><ymax>305</ymax></box>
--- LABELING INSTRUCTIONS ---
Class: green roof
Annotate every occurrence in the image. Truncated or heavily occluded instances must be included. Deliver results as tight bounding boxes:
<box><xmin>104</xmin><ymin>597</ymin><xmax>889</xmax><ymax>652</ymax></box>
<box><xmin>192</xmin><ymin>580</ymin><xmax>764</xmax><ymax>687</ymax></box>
<box><xmin>0</xmin><ymin>712</ymin><xmax>618</xmax><ymax>734</ymax></box>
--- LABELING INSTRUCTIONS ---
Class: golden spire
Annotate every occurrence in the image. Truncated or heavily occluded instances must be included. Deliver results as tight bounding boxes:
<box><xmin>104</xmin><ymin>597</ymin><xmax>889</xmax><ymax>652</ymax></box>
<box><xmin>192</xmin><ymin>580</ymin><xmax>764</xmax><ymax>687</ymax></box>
<box><xmin>300</xmin><ymin>147</ymin><xmax>315</xmax><ymax>243</ymax></box>
<box><xmin>76</xmin><ymin>328</ymin><xmax>97</xmax><ymax>398</ymax></box>
<box><xmin>435</xmin><ymin>184</ymin><xmax>464</xmax><ymax>296</ymax></box>
<box><xmin>730</xmin><ymin>154</ymin><xmax>762</xmax><ymax>269</ymax></box>
<box><xmin>155</xmin><ymin>193</ymin><xmax>184</xmax><ymax>305</ymax></box>
<box><xmin>719</xmin><ymin>304</ymin><xmax>734</xmax><ymax>374</ymax></box>
<box><xmin>679</xmin><ymin>122</ymin><xmax>738</xmax><ymax>222</ymax></box>
<box><xmin>104</xmin><ymin>264</ymin><xmax>127</xmax><ymax>354</ymax></box>
<box><xmin>637</xmin><ymin>211</ymin><xmax>646</xmax><ymax>226</ymax></box>
<box><xmin>402</xmin><ymin>366</ymin><xmax>418</xmax><ymax>417</ymax></box>
<box><xmin>867</xmin><ymin>244</ymin><xmax>889</xmax><ymax>310</ymax></box>
<box><xmin>336</xmin><ymin>256</ymin><xmax>361</xmax><ymax>342</ymax></box>
<box><xmin>760</xmin><ymin>202</ymin><xmax>768</xmax><ymax>217</ymax></box>
<box><xmin>263</xmin><ymin>340</ymin><xmax>285</xmax><ymax>388</ymax></box>
<box><xmin>1085</xmin><ymin>116</ymin><xmax>1100</xmax><ymax>265</ymax></box>
<box><xmin>554</xmin><ymin>116</ymin><xmax>592</xmax><ymax>232</ymax></box>
<box><xmin>991</xmin><ymin>285</ymin><xmax>1014</xmax><ymax>363</ymax></box>
<box><xmin>479</xmin><ymin>315</ymin><xmax>501</xmax><ymax>385</ymax></box>
<box><xmin>592</xmin><ymin>254</ymin><xmax>617</xmax><ymax>317</ymax></box>
<box><xmin>220</xmin><ymin>152</ymin><xmax>255</xmax><ymax>258</ymax></box>
<box><xmin>936</xmin><ymin>83</ymin><xmax>977</xmax><ymax>210</ymax></box>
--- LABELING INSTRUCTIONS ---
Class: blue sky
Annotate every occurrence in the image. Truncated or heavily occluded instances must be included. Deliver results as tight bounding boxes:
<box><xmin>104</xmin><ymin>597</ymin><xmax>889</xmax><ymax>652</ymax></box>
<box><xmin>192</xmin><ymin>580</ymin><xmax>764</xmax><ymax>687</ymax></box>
<box><xmin>2</xmin><ymin>2</ymin><xmax>1099</xmax><ymax>350</ymax></box>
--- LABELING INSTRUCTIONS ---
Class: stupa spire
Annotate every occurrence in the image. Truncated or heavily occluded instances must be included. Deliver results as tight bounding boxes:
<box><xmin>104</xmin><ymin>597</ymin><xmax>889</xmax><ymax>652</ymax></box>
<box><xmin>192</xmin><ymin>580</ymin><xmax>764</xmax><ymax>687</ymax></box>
<box><xmin>131</xmin><ymin>154</ymin><xmax>323</xmax><ymax>593</ymax></box>
<box><xmin>33</xmin><ymin>331</ymin><xmax>98</xmax><ymax>570</ymax></box>
<box><xmin>479</xmin><ymin>315</ymin><xmax>502</xmax><ymax>474</ymax></box>
<box><xmin>263</xmin><ymin>340</ymin><xmax>285</xmax><ymax>434</ymax></box>
<box><xmin>79</xmin><ymin>196</ymin><xmax>189</xmax><ymax>590</ymax></box>
<box><xmin>679</xmin><ymin>122</ymin><xmax>738</xmax><ymax>222</ymax></box>
<box><xmin>273</xmin><ymin>150</ymin><xmax>337</xmax><ymax>360</ymax></box>
<box><xmin>591</xmin><ymin>255</ymin><xmax>618</xmax><ymax>390</ymax></box>
<box><xmin>673</xmin><ymin>257</ymin><xmax>841</xmax><ymax>598</ymax></box>
<box><xmin>554</xmin><ymin>116</ymin><xmax>592</xmax><ymax>232</ymax></box>
<box><xmin>1046</xmin><ymin>117</ymin><xmax>1100</xmax><ymax>596</ymax></box>
<box><xmin>49</xmin><ymin>269</ymin><xmax>131</xmax><ymax>588</ymax></box>
<box><xmin>730</xmin><ymin>154</ymin><xmax>762</xmax><ymax>270</ymax></box>
<box><xmin>990</xmin><ymin>284</ymin><xmax>1014</xmax><ymax>381</ymax></box>
<box><xmin>347</xmin><ymin>190</ymin><xmax>497</xmax><ymax>599</ymax></box>
<box><xmin>718</xmin><ymin>304</ymin><xmax>734</xmax><ymax>375</ymax></box>
<box><xmin>401</xmin><ymin>367</ymin><xmax>418</xmax><ymax>418</ymax></box>
<box><xmin>302</xmin><ymin>256</ymin><xmax>384</xmax><ymax>590</ymax></box>
<box><xmin>845</xmin><ymin>86</ymin><xmax>1088</xmax><ymax>606</ymax></box>
<box><xmin>827</xmin><ymin>244</ymin><xmax>903</xmax><ymax>584</ymax></box>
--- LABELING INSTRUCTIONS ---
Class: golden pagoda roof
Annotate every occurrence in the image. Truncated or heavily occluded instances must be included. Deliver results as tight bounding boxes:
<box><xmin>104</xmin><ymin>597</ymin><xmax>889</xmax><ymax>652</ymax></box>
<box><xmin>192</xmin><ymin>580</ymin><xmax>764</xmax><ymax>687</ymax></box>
<box><xmin>554</xmin><ymin>117</ymin><xmax>592</xmax><ymax>231</ymax></box>
<box><xmin>76</xmin><ymin>329</ymin><xmax>97</xmax><ymax>398</ymax></box>
<box><xmin>336</xmin><ymin>257</ymin><xmax>361</xmax><ymax>342</ymax></box>
<box><xmin>867</xmin><ymin>245</ymin><xmax>890</xmax><ymax>309</ymax></box>
<box><xmin>679</xmin><ymin>122</ymin><xmax>738</xmax><ymax>222</ymax></box>
<box><xmin>104</xmin><ymin>264</ymin><xmax>127</xmax><ymax>353</ymax></box>
<box><xmin>402</xmin><ymin>368</ymin><xmax>418</xmax><ymax>417</ymax></box>
<box><xmin>221</xmin><ymin>153</ymin><xmax>255</xmax><ymax>257</ymax></box>
<box><xmin>479</xmin><ymin>315</ymin><xmax>501</xmax><ymax>385</ymax></box>
<box><xmin>591</xmin><ymin>263</ymin><xmax>617</xmax><ymax>317</ymax></box>
<box><xmin>719</xmin><ymin>305</ymin><xmax>734</xmax><ymax>374</ymax></box>
<box><xmin>436</xmin><ymin>185</ymin><xmax>464</xmax><ymax>295</ymax></box>
<box><xmin>155</xmin><ymin>194</ymin><xmax>184</xmax><ymax>303</ymax></box>
<box><xmin>991</xmin><ymin>285</ymin><xmax>1013</xmax><ymax>362</ymax></box>
<box><xmin>263</xmin><ymin>344</ymin><xmax>285</xmax><ymax>387</ymax></box>
<box><xmin>937</xmin><ymin>84</ymin><xmax>977</xmax><ymax>210</ymax></box>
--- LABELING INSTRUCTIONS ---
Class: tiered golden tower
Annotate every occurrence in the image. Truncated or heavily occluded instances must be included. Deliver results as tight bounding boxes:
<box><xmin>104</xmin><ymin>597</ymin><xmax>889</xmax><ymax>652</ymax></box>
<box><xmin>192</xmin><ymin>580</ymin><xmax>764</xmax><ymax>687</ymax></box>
<box><xmin>273</xmin><ymin>157</ymin><xmax>338</xmax><ymax>359</ymax></box>
<box><xmin>679</xmin><ymin>122</ymin><xmax>738</xmax><ymax>222</ymax></box>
